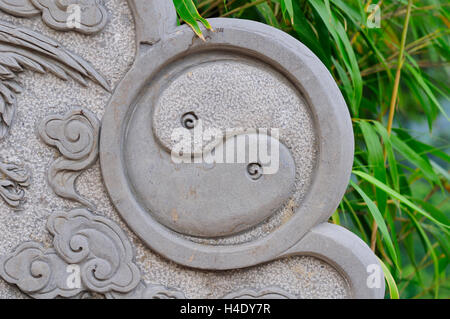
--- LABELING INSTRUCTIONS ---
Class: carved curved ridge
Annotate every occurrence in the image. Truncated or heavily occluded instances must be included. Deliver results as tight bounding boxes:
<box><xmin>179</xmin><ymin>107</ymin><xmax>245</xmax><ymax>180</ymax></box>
<box><xmin>0</xmin><ymin>208</ymin><xmax>141</xmax><ymax>298</ymax></box>
<box><xmin>0</xmin><ymin>0</ymin><xmax>109</xmax><ymax>34</ymax></box>
<box><xmin>222</xmin><ymin>287</ymin><xmax>295</xmax><ymax>299</ymax></box>
<box><xmin>0</xmin><ymin>160</ymin><xmax>30</xmax><ymax>207</ymax></box>
<box><xmin>0</xmin><ymin>242</ymin><xmax>82</xmax><ymax>298</ymax></box>
<box><xmin>0</xmin><ymin>20</ymin><xmax>110</xmax><ymax>140</ymax></box>
<box><xmin>280</xmin><ymin>223</ymin><xmax>386</xmax><ymax>299</ymax></box>
<box><xmin>39</xmin><ymin>108</ymin><xmax>100</xmax><ymax>209</ymax></box>
<box><xmin>106</xmin><ymin>281</ymin><xmax>186</xmax><ymax>299</ymax></box>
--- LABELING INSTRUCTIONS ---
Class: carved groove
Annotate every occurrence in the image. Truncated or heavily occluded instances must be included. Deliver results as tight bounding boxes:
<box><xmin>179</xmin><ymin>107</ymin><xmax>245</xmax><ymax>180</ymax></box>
<box><xmin>222</xmin><ymin>287</ymin><xmax>296</xmax><ymax>299</ymax></box>
<box><xmin>0</xmin><ymin>0</ymin><xmax>109</xmax><ymax>34</ymax></box>
<box><xmin>0</xmin><ymin>160</ymin><xmax>30</xmax><ymax>207</ymax></box>
<box><xmin>106</xmin><ymin>281</ymin><xmax>186</xmax><ymax>299</ymax></box>
<box><xmin>0</xmin><ymin>208</ymin><xmax>141</xmax><ymax>298</ymax></box>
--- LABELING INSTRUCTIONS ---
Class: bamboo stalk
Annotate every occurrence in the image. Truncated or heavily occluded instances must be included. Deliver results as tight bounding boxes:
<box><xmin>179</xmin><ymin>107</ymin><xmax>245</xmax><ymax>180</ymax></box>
<box><xmin>386</xmin><ymin>0</ymin><xmax>413</xmax><ymax>136</ymax></box>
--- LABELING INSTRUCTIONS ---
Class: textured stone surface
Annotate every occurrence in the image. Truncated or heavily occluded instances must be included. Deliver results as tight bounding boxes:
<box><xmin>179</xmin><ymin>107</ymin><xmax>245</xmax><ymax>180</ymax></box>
<box><xmin>152</xmin><ymin>55</ymin><xmax>316</xmax><ymax>243</ymax></box>
<box><xmin>0</xmin><ymin>0</ymin><xmax>381</xmax><ymax>299</ymax></box>
<box><xmin>0</xmin><ymin>0</ymin><xmax>136</xmax><ymax>299</ymax></box>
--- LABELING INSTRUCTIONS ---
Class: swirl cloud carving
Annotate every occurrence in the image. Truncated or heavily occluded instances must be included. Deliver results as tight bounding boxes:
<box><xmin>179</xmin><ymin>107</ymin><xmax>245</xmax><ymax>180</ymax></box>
<box><xmin>0</xmin><ymin>208</ymin><xmax>141</xmax><ymax>298</ymax></box>
<box><xmin>39</xmin><ymin>108</ymin><xmax>100</xmax><ymax>209</ymax></box>
<box><xmin>0</xmin><ymin>0</ymin><xmax>109</xmax><ymax>34</ymax></box>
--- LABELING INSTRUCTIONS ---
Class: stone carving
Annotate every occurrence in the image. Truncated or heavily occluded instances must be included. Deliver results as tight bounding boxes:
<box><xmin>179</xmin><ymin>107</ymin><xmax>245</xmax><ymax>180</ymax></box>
<box><xmin>0</xmin><ymin>242</ymin><xmax>81</xmax><ymax>298</ymax></box>
<box><xmin>0</xmin><ymin>0</ymin><xmax>39</xmax><ymax>17</ymax></box>
<box><xmin>0</xmin><ymin>160</ymin><xmax>30</xmax><ymax>207</ymax></box>
<box><xmin>0</xmin><ymin>0</ymin><xmax>109</xmax><ymax>34</ymax></box>
<box><xmin>0</xmin><ymin>20</ymin><xmax>109</xmax><ymax>140</ymax></box>
<box><xmin>39</xmin><ymin>108</ymin><xmax>100</xmax><ymax>209</ymax></box>
<box><xmin>102</xmin><ymin>0</ymin><xmax>353</xmax><ymax>269</ymax></box>
<box><xmin>0</xmin><ymin>0</ymin><xmax>386</xmax><ymax>299</ymax></box>
<box><xmin>0</xmin><ymin>208</ymin><xmax>141</xmax><ymax>298</ymax></box>
<box><xmin>47</xmin><ymin>209</ymin><xmax>141</xmax><ymax>293</ymax></box>
<box><xmin>98</xmin><ymin>0</ymin><xmax>385</xmax><ymax>298</ymax></box>
<box><xmin>222</xmin><ymin>287</ymin><xmax>296</xmax><ymax>299</ymax></box>
<box><xmin>107</xmin><ymin>281</ymin><xmax>186</xmax><ymax>299</ymax></box>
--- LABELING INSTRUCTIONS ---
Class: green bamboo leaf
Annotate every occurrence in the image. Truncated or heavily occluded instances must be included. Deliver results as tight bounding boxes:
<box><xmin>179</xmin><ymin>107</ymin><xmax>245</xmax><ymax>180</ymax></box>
<box><xmin>353</xmin><ymin>170</ymin><xmax>450</xmax><ymax>230</ymax></box>
<box><xmin>331</xmin><ymin>0</ymin><xmax>393</xmax><ymax>80</ymax></box>
<box><xmin>280</xmin><ymin>0</ymin><xmax>294</xmax><ymax>24</ymax></box>
<box><xmin>308</xmin><ymin>0</ymin><xmax>363</xmax><ymax>115</ymax></box>
<box><xmin>359</xmin><ymin>121</ymin><xmax>388</xmax><ymax>216</ymax></box>
<box><xmin>404</xmin><ymin>232</ymin><xmax>423</xmax><ymax>287</ymax></box>
<box><xmin>431</xmin><ymin>160</ymin><xmax>450</xmax><ymax>183</ymax></box>
<box><xmin>405</xmin><ymin>62</ymin><xmax>449</xmax><ymax>122</ymax></box>
<box><xmin>372</xmin><ymin>122</ymin><xmax>400</xmax><ymax>192</ymax></box>
<box><xmin>390</xmin><ymin>134</ymin><xmax>441</xmax><ymax>185</ymax></box>
<box><xmin>424</xmin><ymin>224</ymin><xmax>450</xmax><ymax>262</ymax></box>
<box><xmin>256</xmin><ymin>3</ymin><xmax>280</xmax><ymax>28</ymax></box>
<box><xmin>406</xmin><ymin>211</ymin><xmax>440</xmax><ymax>299</ymax></box>
<box><xmin>290</xmin><ymin>1</ymin><xmax>331</xmax><ymax>67</ymax></box>
<box><xmin>350</xmin><ymin>180</ymin><xmax>399</xmax><ymax>268</ymax></box>
<box><xmin>343</xmin><ymin>196</ymin><xmax>368</xmax><ymax>243</ymax></box>
<box><xmin>378</xmin><ymin>257</ymin><xmax>400</xmax><ymax>299</ymax></box>
<box><xmin>412</xmin><ymin>198</ymin><xmax>450</xmax><ymax>228</ymax></box>
<box><xmin>392</xmin><ymin>129</ymin><xmax>450</xmax><ymax>163</ymax></box>
<box><xmin>173</xmin><ymin>0</ymin><xmax>212</xmax><ymax>40</ymax></box>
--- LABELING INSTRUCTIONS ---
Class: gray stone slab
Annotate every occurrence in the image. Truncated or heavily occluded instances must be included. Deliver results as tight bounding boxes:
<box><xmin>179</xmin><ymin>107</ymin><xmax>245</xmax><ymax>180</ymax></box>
<box><xmin>0</xmin><ymin>0</ymin><xmax>385</xmax><ymax>299</ymax></box>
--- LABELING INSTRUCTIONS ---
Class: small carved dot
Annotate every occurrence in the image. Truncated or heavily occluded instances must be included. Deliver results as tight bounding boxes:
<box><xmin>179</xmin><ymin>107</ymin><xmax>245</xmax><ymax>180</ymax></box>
<box><xmin>247</xmin><ymin>163</ymin><xmax>263</xmax><ymax>180</ymax></box>
<box><xmin>181</xmin><ymin>112</ymin><xmax>198</xmax><ymax>129</ymax></box>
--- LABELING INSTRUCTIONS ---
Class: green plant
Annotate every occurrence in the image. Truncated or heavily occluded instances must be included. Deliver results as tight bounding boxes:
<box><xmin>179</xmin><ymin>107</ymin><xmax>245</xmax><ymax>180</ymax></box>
<box><xmin>173</xmin><ymin>0</ymin><xmax>450</xmax><ymax>299</ymax></box>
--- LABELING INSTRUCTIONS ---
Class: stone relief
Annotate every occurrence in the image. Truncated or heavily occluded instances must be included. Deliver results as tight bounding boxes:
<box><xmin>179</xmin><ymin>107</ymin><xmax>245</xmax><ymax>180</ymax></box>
<box><xmin>0</xmin><ymin>0</ymin><xmax>109</xmax><ymax>34</ymax></box>
<box><xmin>0</xmin><ymin>0</ymin><xmax>385</xmax><ymax>299</ymax></box>
<box><xmin>0</xmin><ymin>208</ymin><xmax>141</xmax><ymax>298</ymax></box>
<box><xmin>0</xmin><ymin>242</ymin><xmax>82</xmax><ymax>298</ymax></box>
<box><xmin>0</xmin><ymin>20</ymin><xmax>109</xmax><ymax>140</ymax></box>
<box><xmin>38</xmin><ymin>108</ymin><xmax>100</xmax><ymax>209</ymax></box>
<box><xmin>222</xmin><ymin>287</ymin><xmax>296</xmax><ymax>299</ymax></box>
<box><xmin>0</xmin><ymin>0</ymin><xmax>39</xmax><ymax>17</ymax></box>
<box><xmin>106</xmin><ymin>281</ymin><xmax>186</xmax><ymax>299</ymax></box>
<box><xmin>0</xmin><ymin>160</ymin><xmax>30</xmax><ymax>207</ymax></box>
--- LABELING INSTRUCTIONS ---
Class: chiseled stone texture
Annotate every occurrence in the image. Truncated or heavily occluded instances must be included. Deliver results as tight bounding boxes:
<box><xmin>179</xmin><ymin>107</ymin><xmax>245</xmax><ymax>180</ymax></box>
<box><xmin>153</xmin><ymin>56</ymin><xmax>317</xmax><ymax>245</ymax></box>
<box><xmin>0</xmin><ymin>0</ymin><xmax>349</xmax><ymax>299</ymax></box>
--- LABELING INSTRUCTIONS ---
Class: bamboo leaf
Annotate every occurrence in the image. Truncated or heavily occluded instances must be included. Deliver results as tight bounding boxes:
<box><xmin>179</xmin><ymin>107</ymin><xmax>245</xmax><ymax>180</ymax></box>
<box><xmin>350</xmin><ymin>180</ymin><xmax>399</xmax><ymax>268</ymax></box>
<box><xmin>173</xmin><ymin>0</ymin><xmax>212</xmax><ymax>40</ymax></box>
<box><xmin>353</xmin><ymin>170</ymin><xmax>449</xmax><ymax>230</ymax></box>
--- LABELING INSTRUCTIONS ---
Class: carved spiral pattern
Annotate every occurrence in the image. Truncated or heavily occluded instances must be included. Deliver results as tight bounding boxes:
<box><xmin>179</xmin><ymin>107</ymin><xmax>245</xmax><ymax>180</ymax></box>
<box><xmin>39</xmin><ymin>108</ymin><xmax>99</xmax><ymax>209</ymax></box>
<box><xmin>0</xmin><ymin>242</ymin><xmax>82</xmax><ymax>298</ymax></box>
<box><xmin>222</xmin><ymin>287</ymin><xmax>296</xmax><ymax>299</ymax></box>
<box><xmin>0</xmin><ymin>161</ymin><xmax>30</xmax><ymax>207</ymax></box>
<box><xmin>0</xmin><ymin>0</ymin><xmax>109</xmax><ymax>34</ymax></box>
<box><xmin>106</xmin><ymin>281</ymin><xmax>186</xmax><ymax>299</ymax></box>
<box><xmin>40</xmin><ymin>110</ymin><xmax>97</xmax><ymax>160</ymax></box>
<box><xmin>47</xmin><ymin>209</ymin><xmax>141</xmax><ymax>293</ymax></box>
<box><xmin>0</xmin><ymin>208</ymin><xmax>141</xmax><ymax>298</ymax></box>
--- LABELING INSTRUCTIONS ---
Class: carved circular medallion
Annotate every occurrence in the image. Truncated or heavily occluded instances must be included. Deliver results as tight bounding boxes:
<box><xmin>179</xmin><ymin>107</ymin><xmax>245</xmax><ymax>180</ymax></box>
<box><xmin>127</xmin><ymin>53</ymin><xmax>297</xmax><ymax>238</ymax></box>
<box><xmin>100</xmin><ymin>19</ymin><xmax>354</xmax><ymax>270</ymax></box>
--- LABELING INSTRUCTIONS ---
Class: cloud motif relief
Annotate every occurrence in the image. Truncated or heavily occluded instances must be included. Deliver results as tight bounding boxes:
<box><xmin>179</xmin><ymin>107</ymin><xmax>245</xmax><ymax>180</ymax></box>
<box><xmin>0</xmin><ymin>242</ymin><xmax>82</xmax><ymax>298</ymax></box>
<box><xmin>0</xmin><ymin>161</ymin><xmax>30</xmax><ymax>207</ymax></box>
<box><xmin>39</xmin><ymin>108</ymin><xmax>100</xmax><ymax>210</ymax></box>
<box><xmin>0</xmin><ymin>0</ymin><xmax>108</xmax><ymax>34</ymax></box>
<box><xmin>0</xmin><ymin>0</ymin><xmax>40</xmax><ymax>17</ymax></box>
<box><xmin>0</xmin><ymin>208</ymin><xmax>142</xmax><ymax>298</ymax></box>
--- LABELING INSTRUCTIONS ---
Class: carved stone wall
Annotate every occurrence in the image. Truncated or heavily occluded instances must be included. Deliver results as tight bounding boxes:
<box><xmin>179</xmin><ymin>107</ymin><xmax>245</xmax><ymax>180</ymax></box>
<box><xmin>0</xmin><ymin>0</ymin><xmax>384</xmax><ymax>299</ymax></box>
<box><xmin>0</xmin><ymin>0</ymin><xmax>136</xmax><ymax>298</ymax></box>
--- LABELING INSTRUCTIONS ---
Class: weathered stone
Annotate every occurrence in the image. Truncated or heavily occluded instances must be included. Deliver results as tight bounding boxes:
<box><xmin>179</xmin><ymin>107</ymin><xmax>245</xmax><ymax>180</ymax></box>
<box><xmin>0</xmin><ymin>0</ymin><xmax>385</xmax><ymax>299</ymax></box>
